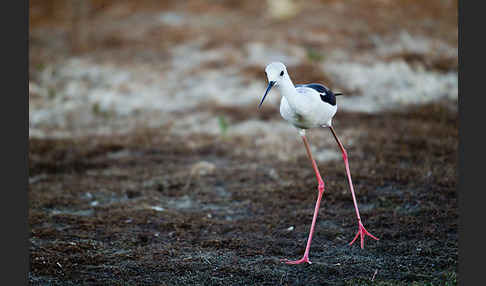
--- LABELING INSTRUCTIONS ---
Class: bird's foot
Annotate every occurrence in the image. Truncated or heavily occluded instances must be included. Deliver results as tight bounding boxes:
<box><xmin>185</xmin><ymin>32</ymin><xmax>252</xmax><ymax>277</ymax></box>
<box><xmin>280</xmin><ymin>256</ymin><xmax>312</xmax><ymax>265</ymax></box>
<box><xmin>349</xmin><ymin>221</ymin><xmax>379</xmax><ymax>249</ymax></box>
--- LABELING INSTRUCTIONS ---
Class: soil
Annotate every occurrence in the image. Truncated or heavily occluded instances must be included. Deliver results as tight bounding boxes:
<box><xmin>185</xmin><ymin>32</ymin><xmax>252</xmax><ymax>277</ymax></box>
<box><xmin>29</xmin><ymin>0</ymin><xmax>458</xmax><ymax>285</ymax></box>
<box><xmin>29</xmin><ymin>102</ymin><xmax>458</xmax><ymax>285</ymax></box>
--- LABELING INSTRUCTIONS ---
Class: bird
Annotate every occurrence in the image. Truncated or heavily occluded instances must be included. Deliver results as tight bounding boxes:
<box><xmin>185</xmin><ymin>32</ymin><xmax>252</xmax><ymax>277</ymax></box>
<box><xmin>258</xmin><ymin>62</ymin><xmax>378</xmax><ymax>265</ymax></box>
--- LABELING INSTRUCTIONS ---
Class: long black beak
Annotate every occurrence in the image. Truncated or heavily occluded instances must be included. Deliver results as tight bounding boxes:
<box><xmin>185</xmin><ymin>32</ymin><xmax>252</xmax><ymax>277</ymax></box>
<box><xmin>259</xmin><ymin>81</ymin><xmax>275</xmax><ymax>109</ymax></box>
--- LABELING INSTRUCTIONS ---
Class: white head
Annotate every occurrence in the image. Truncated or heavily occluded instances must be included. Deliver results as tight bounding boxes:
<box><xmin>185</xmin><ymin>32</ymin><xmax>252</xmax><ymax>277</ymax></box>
<box><xmin>259</xmin><ymin>62</ymin><xmax>289</xmax><ymax>108</ymax></box>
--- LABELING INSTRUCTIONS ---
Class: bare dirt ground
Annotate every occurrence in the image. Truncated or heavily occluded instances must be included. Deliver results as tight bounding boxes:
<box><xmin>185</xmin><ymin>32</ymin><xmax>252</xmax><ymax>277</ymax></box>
<box><xmin>29</xmin><ymin>0</ymin><xmax>458</xmax><ymax>284</ymax></box>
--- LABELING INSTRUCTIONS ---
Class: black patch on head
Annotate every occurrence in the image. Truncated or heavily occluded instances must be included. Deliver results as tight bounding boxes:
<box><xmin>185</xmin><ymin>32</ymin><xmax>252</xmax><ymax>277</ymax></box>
<box><xmin>296</xmin><ymin>83</ymin><xmax>337</xmax><ymax>106</ymax></box>
<box><xmin>280</xmin><ymin>71</ymin><xmax>284</xmax><ymax>76</ymax></box>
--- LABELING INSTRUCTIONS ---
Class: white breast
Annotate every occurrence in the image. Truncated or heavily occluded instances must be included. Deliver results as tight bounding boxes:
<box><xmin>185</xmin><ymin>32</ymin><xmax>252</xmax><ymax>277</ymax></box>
<box><xmin>279</xmin><ymin>89</ymin><xmax>337</xmax><ymax>129</ymax></box>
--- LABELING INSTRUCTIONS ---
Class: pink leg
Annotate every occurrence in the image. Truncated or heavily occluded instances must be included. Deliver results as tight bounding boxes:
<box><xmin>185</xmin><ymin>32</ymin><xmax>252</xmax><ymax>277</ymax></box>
<box><xmin>281</xmin><ymin>131</ymin><xmax>325</xmax><ymax>265</ymax></box>
<box><xmin>329</xmin><ymin>127</ymin><xmax>378</xmax><ymax>248</ymax></box>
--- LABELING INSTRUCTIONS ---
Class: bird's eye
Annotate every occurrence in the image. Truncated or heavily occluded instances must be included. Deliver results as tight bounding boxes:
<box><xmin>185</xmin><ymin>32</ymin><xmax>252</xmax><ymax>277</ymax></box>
<box><xmin>280</xmin><ymin>71</ymin><xmax>284</xmax><ymax>76</ymax></box>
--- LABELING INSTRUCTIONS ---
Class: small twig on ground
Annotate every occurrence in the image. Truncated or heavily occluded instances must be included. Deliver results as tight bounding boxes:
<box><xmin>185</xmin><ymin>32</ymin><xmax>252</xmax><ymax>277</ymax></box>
<box><xmin>280</xmin><ymin>272</ymin><xmax>288</xmax><ymax>285</ymax></box>
<box><xmin>371</xmin><ymin>269</ymin><xmax>378</xmax><ymax>281</ymax></box>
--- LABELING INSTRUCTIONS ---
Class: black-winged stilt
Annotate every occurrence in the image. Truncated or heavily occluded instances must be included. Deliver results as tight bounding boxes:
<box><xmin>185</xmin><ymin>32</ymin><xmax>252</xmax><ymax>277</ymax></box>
<box><xmin>259</xmin><ymin>62</ymin><xmax>378</xmax><ymax>265</ymax></box>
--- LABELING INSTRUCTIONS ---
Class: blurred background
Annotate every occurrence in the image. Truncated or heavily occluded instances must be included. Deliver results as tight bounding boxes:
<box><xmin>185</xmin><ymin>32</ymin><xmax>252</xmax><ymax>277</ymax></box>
<box><xmin>29</xmin><ymin>0</ymin><xmax>457</xmax><ymax>144</ymax></box>
<box><xmin>29</xmin><ymin>0</ymin><xmax>458</xmax><ymax>284</ymax></box>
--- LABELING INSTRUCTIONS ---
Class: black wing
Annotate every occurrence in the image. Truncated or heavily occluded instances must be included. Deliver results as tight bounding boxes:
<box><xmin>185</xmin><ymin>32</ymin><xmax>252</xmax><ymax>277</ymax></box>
<box><xmin>296</xmin><ymin>83</ymin><xmax>340</xmax><ymax>106</ymax></box>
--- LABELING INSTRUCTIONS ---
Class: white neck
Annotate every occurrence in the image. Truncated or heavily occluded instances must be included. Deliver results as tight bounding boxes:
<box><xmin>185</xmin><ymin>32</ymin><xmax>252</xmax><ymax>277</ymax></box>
<box><xmin>278</xmin><ymin>76</ymin><xmax>300</xmax><ymax>110</ymax></box>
